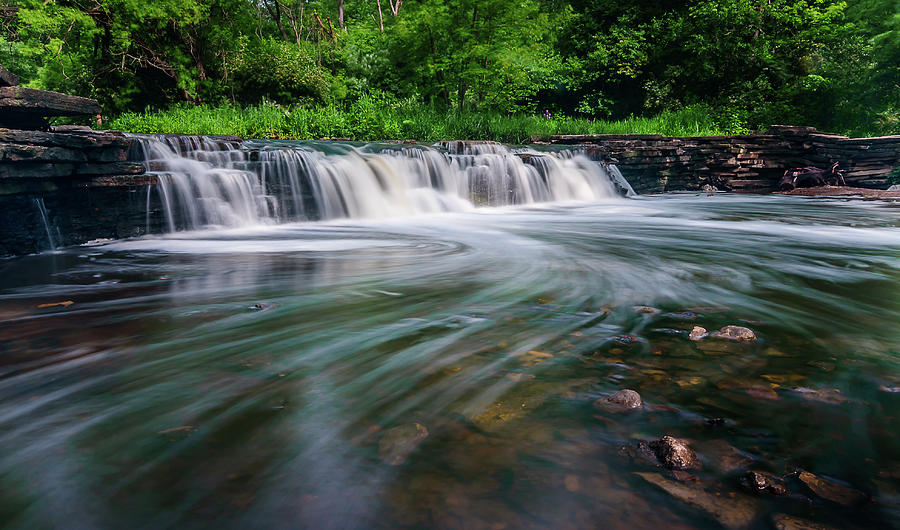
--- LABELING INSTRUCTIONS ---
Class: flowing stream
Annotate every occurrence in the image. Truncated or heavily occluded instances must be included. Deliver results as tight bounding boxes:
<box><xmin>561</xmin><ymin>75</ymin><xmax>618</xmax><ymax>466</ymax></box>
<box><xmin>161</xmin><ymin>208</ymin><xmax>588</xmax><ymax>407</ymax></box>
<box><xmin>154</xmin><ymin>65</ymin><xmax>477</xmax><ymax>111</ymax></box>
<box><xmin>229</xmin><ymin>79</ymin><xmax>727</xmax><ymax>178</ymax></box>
<box><xmin>0</xmin><ymin>140</ymin><xmax>898</xmax><ymax>529</ymax></box>
<box><xmin>133</xmin><ymin>136</ymin><xmax>633</xmax><ymax>229</ymax></box>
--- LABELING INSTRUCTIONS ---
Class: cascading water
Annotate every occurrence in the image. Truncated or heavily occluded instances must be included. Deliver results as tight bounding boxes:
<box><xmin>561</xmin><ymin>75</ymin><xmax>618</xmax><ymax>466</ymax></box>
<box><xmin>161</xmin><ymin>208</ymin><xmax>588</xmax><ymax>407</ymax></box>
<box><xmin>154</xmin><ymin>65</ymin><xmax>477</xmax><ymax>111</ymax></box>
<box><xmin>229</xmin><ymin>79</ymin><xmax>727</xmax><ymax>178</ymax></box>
<box><xmin>133</xmin><ymin>135</ymin><xmax>634</xmax><ymax>231</ymax></box>
<box><xmin>32</xmin><ymin>197</ymin><xmax>58</xmax><ymax>251</ymax></box>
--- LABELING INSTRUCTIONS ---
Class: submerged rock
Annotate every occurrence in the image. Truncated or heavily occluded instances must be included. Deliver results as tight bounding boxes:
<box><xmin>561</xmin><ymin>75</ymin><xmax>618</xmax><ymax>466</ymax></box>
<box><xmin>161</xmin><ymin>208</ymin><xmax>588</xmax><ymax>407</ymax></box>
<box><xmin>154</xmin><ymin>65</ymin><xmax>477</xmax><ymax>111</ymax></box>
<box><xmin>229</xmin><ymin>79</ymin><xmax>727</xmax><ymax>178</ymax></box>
<box><xmin>792</xmin><ymin>387</ymin><xmax>848</xmax><ymax>405</ymax></box>
<box><xmin>618</xmin><ymin>440</ymin><xmax>661</xmax><ymax>467</ymax></box>
<box><xmin>651</xmin><ymin>436</ymin><xmax>700</xmax><ymax>470</ymax></box>
<box><xmin>688</xmin><ymin>326</ymin><xmax>708</xmax><ymax>341</ymax></box>
<box><xmin>744</xmin><ymin>471</ymin><xmax>789</xmax><ymax>496</ymax></box>
<box><xmin>710</xmin><ymin>325</ymin><xmax>757</xmax><ymax>342</ymax></box>
<box><xmin>772</xmin><ymin>514</ymin><xmax>835</xmax><ymax>530</ymax></box>
<box><xmin>797</xmin><ymin>471</ymin><xmax>867</xmax><ymax>507</ymax></box>
<box><xmin>595</xmin><ymin>389</ymin><xmax>643</xmax><ymax>413</ymax></box>
<box><xmin>378</xmin><ymin>423</ymin><xmax>429</xmax><ymax>466</ymax></box>
<box><xmin>634</xmin><ymin>306</ymin><xmax>661</xmax><ymax>314</ymax></box>
<box><xmin>634</xmin><ymin>472</ymin><xmax>760</xmax><ymax>529</ymax></box>
<box><xmin>662</xmin><ymin>311</ymin><xmax>698</xmax><ymax>321</ymax></box>
<box><xmin>698</xmin><ymin>439</ymin><xmax>754</xmax><ymax>474</ymax></box>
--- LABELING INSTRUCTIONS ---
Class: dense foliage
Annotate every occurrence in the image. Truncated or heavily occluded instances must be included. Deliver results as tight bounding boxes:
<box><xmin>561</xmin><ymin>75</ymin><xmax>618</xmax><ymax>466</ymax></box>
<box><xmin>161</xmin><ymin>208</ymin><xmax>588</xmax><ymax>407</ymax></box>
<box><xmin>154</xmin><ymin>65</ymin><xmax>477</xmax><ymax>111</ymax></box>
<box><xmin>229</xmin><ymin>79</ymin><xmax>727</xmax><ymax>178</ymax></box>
<box><xmin>2</xmin><ymin>0</ymin><xmax>899</xmax><ymax>136</ymax></box>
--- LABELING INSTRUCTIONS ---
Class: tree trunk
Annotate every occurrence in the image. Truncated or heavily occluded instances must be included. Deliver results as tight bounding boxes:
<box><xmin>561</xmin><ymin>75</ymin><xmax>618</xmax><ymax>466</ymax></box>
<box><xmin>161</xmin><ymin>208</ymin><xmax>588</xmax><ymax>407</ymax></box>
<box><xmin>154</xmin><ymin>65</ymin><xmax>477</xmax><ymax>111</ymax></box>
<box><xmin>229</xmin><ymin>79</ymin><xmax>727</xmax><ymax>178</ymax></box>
<box><xmin>337</xmin><ymin>0</ymin><xmax>345</xmax><ymax>30</ymax></box>
<box><xmin>376</xmin><ymin>0</ymin><xmax>384</xmax><ymax>31</ymax></box>
<box><xmin>389</xmin><ymin>0</ymin><xmax>402</xmax><ymax>16</ymax></box>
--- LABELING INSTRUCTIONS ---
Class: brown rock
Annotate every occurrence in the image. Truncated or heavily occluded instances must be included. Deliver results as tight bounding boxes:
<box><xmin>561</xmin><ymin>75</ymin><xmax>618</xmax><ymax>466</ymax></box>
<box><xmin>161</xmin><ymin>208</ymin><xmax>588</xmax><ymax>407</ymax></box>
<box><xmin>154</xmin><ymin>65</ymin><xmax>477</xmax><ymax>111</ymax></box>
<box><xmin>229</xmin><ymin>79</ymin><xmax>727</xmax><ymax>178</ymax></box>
<box><xmin>744</xmin><ymin>471</ymin><xmax>789</xmax><ymax>496</ymax></box>
<box><xmin>772</xmin><ymin>513</ymin><xmax>835</xmax><ymax>530</ymax></box>
<box><xmin>651</xmin><ymin>436</ymin><xmax>700</xmax><ymax>470</ymax></box>
<box><xmin>634</xmin><ymin>472</ymin><xmax>760</xmax><ymax>529</ymax></box>
<box><xmin>0</xmin><ymin>86</ymin><xmax>101</xmax><ymax>117</ymax></box>
<box><xmin>797</xmin><ymin>471</ymin><xmax>867</xmax><ymax>507</ymax></box>
<box><xmin>595</xmin><ymin>389</ymin><xmax>643</xmax><ymax>412</ymax></box>
<box><xmin>711</xmin><ymin>325</ymin><xmax>757</xmax><ymax>341</ymax></box>
<box><xmin>0</xmin><ymin>64</ymin><xmax>19</xmax><ymax>87</ymax></box>
<box><xmin>378</xmin><ymin>423</ymin><xmax>429</xmax><ymax>466</ymax></box>
<box><xmin>688</xmin><ymin>326</ymin><xmax>708</xmax><ymax>341</ymax></box>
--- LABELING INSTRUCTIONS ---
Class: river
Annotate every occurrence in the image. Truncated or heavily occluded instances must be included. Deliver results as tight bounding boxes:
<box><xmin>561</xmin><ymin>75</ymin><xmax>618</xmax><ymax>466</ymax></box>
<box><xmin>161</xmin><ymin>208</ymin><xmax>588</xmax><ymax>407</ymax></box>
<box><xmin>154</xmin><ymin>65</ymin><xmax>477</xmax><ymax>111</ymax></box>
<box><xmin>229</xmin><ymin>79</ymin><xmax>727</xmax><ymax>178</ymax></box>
<box><xmin>1</xmin><ymin>139</ymin><xmax>899</xmax><ymax>528</ymax></box>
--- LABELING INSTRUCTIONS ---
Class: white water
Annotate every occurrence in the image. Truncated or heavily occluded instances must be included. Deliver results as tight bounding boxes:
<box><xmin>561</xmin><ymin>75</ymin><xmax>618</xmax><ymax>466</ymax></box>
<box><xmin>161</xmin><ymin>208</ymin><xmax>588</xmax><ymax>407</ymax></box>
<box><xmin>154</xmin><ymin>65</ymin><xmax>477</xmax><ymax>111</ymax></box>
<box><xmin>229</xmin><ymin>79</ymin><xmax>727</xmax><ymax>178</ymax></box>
<box><xmin>32</xmin><ymin>198</ymin><xmax>57</xmax><ymax>250</ymax></box>
<box><xmin>133</xmin><ymin>136</ymin><xmax>634</xmax><ymax>231</ymax></box>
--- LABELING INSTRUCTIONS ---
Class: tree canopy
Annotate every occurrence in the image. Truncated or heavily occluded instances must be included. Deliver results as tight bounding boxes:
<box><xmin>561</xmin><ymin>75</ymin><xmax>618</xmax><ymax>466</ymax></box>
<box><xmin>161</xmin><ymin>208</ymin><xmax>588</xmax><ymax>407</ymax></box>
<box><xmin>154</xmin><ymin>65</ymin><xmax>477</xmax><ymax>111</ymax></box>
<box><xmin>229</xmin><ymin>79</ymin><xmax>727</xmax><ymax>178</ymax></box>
<box><xmin>1</xmin><ymin>0</ymin><xmax>898</xmax><ymax>135</ymax></box>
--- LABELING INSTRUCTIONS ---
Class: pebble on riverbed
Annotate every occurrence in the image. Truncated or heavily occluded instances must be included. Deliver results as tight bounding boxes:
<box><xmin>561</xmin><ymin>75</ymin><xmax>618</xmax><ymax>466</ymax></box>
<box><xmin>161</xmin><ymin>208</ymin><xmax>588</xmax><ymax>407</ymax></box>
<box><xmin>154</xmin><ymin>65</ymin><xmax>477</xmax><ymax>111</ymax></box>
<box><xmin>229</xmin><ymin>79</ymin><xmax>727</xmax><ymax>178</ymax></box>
<box><xmin>710</xmin><ymin>325</ymin><xmax>757</xmax><ymax>341</ymax></box>
<box><xmin>595</xmin><ymin>389</ymin><xmax>642</xmax><ymax>413</ymax></box>
<box><xmin>688</xmin><ymin>326</ymin><xmax>708</xmax><ymax>341</ymax></box>
<box><xmin>650</xmin><ymin>436</ymin><xmax>701</xmax><ymax>470</ymax></box>
<box><xmin>378</xmin><ymin>423</ymin><xmax>429</xmax><ymax>466</ymax></box>
<box><xmin>744</xmin><ymin>471</ymin><xmax>790</xmax><ymax>496</ymax></box>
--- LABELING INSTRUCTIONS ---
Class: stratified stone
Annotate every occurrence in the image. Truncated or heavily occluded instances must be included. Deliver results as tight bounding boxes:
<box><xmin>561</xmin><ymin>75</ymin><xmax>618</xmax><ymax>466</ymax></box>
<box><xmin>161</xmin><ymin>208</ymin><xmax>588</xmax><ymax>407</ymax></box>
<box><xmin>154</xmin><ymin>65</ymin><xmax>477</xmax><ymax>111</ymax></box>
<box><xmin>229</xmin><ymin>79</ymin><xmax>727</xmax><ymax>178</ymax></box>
<box><xmin>0</xmin><ymin>86</ymin><xmax>100</xmax><ymax>116</ymax></box>
<box><xmin>75</xmin><ymin>162</ymin><xmax>144</xmax><ymax>176</ymax></box>
<box><xmin>0</xmin><ymin>143</ymin><xmax>87</xmax><ymax>163</ymax></box>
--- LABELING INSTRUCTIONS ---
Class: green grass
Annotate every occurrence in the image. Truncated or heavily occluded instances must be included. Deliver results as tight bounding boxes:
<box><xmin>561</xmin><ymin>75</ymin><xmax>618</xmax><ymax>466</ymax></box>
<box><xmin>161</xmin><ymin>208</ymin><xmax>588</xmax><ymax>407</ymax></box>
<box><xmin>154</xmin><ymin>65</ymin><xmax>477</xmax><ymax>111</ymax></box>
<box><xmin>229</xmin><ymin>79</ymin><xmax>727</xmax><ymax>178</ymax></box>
<box><xmin>108</xmin><ymin>99</ymin><xmax>726</xmax><ymax>143</ymax></box>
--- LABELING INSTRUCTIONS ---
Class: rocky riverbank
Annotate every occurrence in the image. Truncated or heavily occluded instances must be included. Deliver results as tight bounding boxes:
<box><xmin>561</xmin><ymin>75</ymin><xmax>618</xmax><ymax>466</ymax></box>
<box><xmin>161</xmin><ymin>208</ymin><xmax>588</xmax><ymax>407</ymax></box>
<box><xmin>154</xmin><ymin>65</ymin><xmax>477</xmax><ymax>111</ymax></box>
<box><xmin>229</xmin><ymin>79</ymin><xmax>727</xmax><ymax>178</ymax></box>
<box><xmin>1</xmin><ymin>125</ymin><xmax>899</xmax><ymax>256</ymax></box>
<box><xmin>548</xmin><ymin>125</ymin><xmax>900</xmax><ymax>194</ymax></box>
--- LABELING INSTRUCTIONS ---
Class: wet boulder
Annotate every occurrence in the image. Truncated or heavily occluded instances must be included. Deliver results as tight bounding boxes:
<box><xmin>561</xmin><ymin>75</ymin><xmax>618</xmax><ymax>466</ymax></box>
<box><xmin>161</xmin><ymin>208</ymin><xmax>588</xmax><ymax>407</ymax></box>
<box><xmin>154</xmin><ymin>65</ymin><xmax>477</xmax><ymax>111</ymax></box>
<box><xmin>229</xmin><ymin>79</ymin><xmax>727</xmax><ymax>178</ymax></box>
<box><xmin>650</xmin><ymin>436</ymin><xmax>700</xmax><ymax>470</ymax></box>
<box><xmin>688</xmin><ymin>326</ymin><xmax>708</xmax><ymax>341</ymax></box>
<box><xmin>378</xmin><ymin>423</ymin><xmax>429</xmax><ymax>466</ymax></box>
<box><xmin>595</xmin><ymin>389</ymin><xmax>642</xmax><ymax>413</ymax></box>
<box><xmin>710</xmin><ymin>325</ymin><xmax>756</xmax><ymax>342</ymax></box>
<box><xmin>744</xmin><ymin>471</ymin><xmax>789</xmax><ymax>496</ymax></box>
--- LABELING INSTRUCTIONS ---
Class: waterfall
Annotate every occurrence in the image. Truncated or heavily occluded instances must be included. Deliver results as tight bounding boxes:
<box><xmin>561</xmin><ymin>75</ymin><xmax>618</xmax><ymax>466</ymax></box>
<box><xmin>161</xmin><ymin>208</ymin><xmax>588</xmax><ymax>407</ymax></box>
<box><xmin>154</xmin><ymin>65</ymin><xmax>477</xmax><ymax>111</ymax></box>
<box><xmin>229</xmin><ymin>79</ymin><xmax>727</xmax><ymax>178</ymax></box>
<box><xmin>32</xmin><ymin>198</ymin><xmax>58</xmax><ymax>251</ymax></box>
<box><xmin>132</xmin><ymin>135</ymin><xmax>633</xmax><ymax>231</ymax></box>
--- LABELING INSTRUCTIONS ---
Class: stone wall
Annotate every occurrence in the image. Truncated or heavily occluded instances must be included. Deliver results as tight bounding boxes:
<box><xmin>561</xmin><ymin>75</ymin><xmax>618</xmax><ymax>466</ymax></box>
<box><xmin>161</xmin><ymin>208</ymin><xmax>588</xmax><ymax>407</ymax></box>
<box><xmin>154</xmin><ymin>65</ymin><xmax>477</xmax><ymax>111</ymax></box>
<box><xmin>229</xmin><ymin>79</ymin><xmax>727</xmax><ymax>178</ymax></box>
<box><xmin>548</xmin><ymin>126</ymin><xmax>900</xmax><ymax>194</ymax></box>
<box><xmin>0</xmin><ymin>127</ymin><xmax>162</xmax><ymax>256</ymax></box>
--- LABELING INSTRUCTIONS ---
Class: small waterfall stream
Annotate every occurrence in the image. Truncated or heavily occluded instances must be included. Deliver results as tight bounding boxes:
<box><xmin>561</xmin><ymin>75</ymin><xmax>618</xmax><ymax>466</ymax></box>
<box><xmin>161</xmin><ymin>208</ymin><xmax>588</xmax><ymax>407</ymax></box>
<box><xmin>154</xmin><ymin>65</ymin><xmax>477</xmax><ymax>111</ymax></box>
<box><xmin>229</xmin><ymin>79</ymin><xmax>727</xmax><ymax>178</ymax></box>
<box><xmin>133</xmin><ymin>136</ymin><xmax>634</xmax><ymax>231</ymax></box>
<box><xmin>32</xmin><ymin>197</ymin><xmax>58</xmax><ymax>250</ymax></box>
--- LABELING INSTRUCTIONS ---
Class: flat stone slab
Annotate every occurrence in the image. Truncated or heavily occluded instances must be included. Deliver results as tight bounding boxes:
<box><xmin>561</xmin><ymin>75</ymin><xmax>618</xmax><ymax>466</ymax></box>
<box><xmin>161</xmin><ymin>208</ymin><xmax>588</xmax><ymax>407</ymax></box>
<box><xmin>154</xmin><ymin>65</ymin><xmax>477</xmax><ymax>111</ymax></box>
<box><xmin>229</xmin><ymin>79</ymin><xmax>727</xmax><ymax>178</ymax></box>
<box><xmin>0</xmin><ymin>128</ymin><xmax>129</xmax><ymax>148</ymax></box>
<box><xmin>0</xmin><ymin>65</ymin><xmax>18</xmax><ymax>87</ymax></box>
<box><xmin>0</xmin><ymin>86</ymin><xmax>100</xmax><ymax>116</ymax></box>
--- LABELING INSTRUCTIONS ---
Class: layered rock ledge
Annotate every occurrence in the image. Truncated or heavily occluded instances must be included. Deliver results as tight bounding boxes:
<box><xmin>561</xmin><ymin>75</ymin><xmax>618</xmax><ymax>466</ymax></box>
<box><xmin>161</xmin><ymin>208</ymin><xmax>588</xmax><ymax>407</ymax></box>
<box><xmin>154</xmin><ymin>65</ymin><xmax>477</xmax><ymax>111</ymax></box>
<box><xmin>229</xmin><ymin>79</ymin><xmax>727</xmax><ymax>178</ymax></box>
<box><xmin>546</xmin><ymin>125</ymin><xmax>900</xmax><ymax>193</ymax></box>
<box><xmin>1</xmin><ymin>125</ymin><xmax>898</xmax><ymax>257</ymax></box>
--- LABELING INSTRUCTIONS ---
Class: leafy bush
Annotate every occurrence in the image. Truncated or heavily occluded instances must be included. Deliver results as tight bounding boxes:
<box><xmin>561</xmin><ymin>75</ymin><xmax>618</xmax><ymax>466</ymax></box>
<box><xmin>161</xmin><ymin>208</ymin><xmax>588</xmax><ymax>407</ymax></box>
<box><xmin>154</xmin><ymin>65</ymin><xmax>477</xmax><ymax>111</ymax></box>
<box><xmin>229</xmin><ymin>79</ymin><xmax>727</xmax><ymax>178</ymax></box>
<box><xmin>227</xmin><ymin>37</ymin><xmax>334</xmax><ymax>106</ymax></box>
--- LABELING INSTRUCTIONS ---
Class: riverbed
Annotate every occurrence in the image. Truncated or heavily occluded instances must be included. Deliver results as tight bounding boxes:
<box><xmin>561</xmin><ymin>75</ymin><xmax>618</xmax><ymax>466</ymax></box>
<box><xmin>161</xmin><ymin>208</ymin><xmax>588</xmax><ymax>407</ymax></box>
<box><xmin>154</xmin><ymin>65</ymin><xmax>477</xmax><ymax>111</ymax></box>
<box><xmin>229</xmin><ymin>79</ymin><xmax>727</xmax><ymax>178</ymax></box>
<box><xmin>1</xmin><ymin>194</ymin><xmax>898</xmax><ymax>528</ymax></box>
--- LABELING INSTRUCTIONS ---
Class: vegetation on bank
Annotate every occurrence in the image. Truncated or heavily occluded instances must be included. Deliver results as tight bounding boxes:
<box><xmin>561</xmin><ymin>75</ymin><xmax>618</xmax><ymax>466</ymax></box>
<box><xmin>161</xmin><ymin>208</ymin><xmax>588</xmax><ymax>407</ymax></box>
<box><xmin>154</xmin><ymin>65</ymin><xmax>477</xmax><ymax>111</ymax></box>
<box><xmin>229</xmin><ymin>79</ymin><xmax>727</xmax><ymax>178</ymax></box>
<box><xmin>108</xmin><ymin>101</ymin><xmax>725</xmax><ymax>143</ymax></box>
<box><xmin>3</xmin><ymin>0</ymin><xmax>900</xmax><ymax>137</ymax></box>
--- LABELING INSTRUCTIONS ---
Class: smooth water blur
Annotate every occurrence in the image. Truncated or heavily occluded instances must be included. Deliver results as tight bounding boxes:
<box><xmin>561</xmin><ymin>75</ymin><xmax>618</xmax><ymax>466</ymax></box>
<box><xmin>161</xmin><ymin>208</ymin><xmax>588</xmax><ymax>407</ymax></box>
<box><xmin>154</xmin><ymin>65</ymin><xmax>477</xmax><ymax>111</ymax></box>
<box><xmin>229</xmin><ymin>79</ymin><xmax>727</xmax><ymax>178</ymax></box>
<box><xmin>0</xmin><ymin>194</ymin><xmax>899</xmax><ymax>529</ymax></box>
<box><xmin>135</xmin><ymin>137</ymin><xmax>632</xmax><ymax>230</ymax></box>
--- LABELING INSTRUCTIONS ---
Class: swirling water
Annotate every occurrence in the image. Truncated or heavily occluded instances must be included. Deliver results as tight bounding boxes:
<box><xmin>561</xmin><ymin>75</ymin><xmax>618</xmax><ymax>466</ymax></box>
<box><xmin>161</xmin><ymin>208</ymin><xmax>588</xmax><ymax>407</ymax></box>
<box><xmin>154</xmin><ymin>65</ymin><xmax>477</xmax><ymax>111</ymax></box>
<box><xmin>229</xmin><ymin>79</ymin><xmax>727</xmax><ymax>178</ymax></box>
<box><xmin>1</xmin><ymin>158</ymin><xmax>899</xmax><ymax>528</ymax></box>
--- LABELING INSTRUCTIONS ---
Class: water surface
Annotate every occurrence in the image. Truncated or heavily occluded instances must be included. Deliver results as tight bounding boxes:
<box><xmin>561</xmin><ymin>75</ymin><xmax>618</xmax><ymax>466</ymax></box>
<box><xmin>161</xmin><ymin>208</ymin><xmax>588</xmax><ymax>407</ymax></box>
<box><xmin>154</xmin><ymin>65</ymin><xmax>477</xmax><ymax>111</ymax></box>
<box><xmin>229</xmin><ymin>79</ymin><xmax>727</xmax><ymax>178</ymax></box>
<box><xmin>1</xmin><ymin>194</ymin><xmax>899</xmax><ymax>528</ymax></box>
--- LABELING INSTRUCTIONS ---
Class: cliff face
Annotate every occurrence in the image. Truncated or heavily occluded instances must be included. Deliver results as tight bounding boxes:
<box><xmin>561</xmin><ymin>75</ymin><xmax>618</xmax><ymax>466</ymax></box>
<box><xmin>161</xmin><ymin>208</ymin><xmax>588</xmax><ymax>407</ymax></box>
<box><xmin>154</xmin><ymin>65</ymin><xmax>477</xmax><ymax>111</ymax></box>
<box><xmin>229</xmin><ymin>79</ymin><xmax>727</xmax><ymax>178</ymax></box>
<box><xmin>548</xmin><ymin>126</ymin><xmax>900</xmax><ymax>194</ymax></box>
